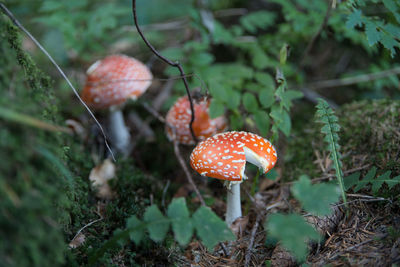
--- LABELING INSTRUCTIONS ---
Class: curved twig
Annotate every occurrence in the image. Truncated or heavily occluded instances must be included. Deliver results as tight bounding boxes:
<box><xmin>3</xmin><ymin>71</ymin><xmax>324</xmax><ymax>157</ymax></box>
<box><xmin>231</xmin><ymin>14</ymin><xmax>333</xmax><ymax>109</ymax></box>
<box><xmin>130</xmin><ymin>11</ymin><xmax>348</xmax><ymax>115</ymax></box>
<box><xmin>0</xmin><ymin>3</ymin><xmax>115</xmax><ymax>161</ymax></box>
<box><xmin>131</xmin><ymin>0</ymin><xmax>198</xmax><ymax>143</ymax></box>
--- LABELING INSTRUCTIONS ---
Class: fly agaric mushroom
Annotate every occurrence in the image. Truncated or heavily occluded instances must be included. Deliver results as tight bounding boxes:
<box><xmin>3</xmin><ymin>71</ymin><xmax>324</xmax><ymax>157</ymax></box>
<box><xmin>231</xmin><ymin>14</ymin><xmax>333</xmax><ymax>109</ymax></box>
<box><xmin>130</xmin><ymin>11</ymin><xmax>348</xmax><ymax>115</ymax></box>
<box><xmin>165</xmin><ymin>95</ymin><xmax>227</xmax><ymax>145</ymax></box>
<box><xmin>81</xmin><ymin>54</ymin><xmax>152</xmax><ymax>154</ymax></box>
<box><xmin>190</xmin><ymin>131</ymin><xmax>277</xmax><ymax>225</ymax></box>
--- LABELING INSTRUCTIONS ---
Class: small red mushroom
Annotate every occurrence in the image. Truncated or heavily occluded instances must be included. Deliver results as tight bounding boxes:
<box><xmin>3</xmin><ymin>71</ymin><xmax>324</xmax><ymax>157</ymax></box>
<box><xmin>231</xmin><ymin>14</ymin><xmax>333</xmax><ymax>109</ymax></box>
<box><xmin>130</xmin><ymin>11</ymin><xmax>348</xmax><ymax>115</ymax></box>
<box><xmin>81</xmin><ymin>54</ymin><xmax>152</xmax><ymax>154</ymax></box>
<box><xmin>190</xmin><ymin>131</ymin><xmax>277</xmax><ymax>225</ymax></box>
<box><xmin>165</xmin><ymin>96</ymin><xmax>227</xmax><ymax>145</ymax></box>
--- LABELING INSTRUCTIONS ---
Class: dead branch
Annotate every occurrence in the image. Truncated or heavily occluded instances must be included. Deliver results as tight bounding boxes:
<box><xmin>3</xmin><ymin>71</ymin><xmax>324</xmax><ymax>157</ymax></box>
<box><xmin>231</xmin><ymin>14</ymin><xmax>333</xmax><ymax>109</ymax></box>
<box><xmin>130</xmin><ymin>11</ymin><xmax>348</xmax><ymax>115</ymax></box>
<box><xmin>305</xmin><ymin>66</ymin><xmax>400</xmax><ymax>90</ymax></box>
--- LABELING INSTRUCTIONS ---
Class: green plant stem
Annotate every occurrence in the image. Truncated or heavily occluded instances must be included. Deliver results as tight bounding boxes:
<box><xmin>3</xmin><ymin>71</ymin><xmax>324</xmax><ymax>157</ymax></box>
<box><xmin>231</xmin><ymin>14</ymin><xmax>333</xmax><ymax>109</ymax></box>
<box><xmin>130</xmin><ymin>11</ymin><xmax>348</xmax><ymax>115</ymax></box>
<box><xmin>251</xmin><ymin>169</ymin><xmax>260</xmax><ymax>197</ymax></box>
<box><xmin>325</xmin><ymin>113</ymin><xmax>347</xmax><ymax>208</ymax></box>
<box><xmin>244</xmin><ymin>169</ymin><xmax>260</xmax><ymax>214</ymax></box>
<box><xmin>0</xmin><ymin>106</ymin><xmax>71</xmax><ymax>133</ymax></box>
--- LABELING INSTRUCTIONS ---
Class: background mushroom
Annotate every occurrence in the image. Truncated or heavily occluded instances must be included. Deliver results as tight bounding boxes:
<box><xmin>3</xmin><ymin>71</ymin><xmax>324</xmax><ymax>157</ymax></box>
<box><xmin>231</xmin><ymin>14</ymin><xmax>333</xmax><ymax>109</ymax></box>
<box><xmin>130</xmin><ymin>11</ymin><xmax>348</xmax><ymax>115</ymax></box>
<box><xmin>165</xmin><ymin>95</ymin><xmax>227</xmax><ymax>145</ymax></box>
<box><xmin>190</xmin><ymin>131</ymin><xmax>277</xmax><ymax>225</ymax></box>
<box><xmin>81</xmin><ymin>54</ymin><xmax>152</xmax><ymax>155</ymax></box>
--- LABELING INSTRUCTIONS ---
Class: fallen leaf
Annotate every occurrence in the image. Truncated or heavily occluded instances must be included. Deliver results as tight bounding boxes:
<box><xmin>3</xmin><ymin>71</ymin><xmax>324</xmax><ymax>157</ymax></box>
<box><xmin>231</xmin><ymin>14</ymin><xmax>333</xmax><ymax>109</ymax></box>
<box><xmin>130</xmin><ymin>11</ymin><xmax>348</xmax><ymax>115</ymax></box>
<box><xmin>65</xmin><ymin>119</ymin><xmax>87</xmax><ymax>139</ymax></box>
<box><xmin>230</xmin><ymin>215</ymin><xmax>249</xmax><ymax>237</ymax></box>
<box><xmin>89</xmin><ymin>158</ymin><xmax>116</xmax><ymax>199</ymax></box>
<box><xmin>69</xmin><ymin>232</ymin><xmax>86</xmax><ymax>249</ymax></box>
<box><xmin>259</xmin><ymin>168</ymin><xmax>281</xmax><ymax>191</ymax></box>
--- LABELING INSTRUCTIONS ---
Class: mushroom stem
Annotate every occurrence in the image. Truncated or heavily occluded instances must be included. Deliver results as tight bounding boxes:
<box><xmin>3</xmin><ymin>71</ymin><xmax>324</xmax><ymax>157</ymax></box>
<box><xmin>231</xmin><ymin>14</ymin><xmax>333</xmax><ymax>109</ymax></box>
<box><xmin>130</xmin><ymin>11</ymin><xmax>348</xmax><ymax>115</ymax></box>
<box><xmin>226</xmin><ymin>183</ymin><xmax>242</xmax><ymax>225</ymax></box>
<box><xmin>108</xmin><ymin>109</ymin><xmax>130</xmax><ymax>155</ymax></box>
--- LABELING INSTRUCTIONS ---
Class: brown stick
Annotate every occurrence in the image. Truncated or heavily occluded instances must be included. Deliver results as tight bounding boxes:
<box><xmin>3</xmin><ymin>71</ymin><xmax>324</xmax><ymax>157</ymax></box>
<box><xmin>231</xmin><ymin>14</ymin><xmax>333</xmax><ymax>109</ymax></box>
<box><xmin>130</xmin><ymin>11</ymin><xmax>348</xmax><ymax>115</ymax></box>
<box><xmin>244</xmin><ymin>213</ymin><xmax>262</xmax><ymax>267</ymax></box>
<box><xmin>131</xmin><ymin>0</ymin><xmax>198</xmax><ymax>144</ymax></box>
<box><xmin>305</xmin><ymin>66</ymin><xmax>400</xmax><ymax>90</ymax></box>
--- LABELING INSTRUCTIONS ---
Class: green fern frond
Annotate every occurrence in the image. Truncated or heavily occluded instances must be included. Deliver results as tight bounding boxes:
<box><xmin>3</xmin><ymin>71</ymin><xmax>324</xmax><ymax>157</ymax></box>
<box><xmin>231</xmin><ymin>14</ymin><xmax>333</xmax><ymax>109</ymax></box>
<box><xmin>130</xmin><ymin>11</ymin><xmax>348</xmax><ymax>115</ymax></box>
<box><xmin>344</xmin><ymin>167</ymin><xmax>400</xmax><ymax>194</ymax></box>
<box><xmin>315</xmin><ymin>99</ymin><xmax>347</xmax><ymax>207</ymax></box>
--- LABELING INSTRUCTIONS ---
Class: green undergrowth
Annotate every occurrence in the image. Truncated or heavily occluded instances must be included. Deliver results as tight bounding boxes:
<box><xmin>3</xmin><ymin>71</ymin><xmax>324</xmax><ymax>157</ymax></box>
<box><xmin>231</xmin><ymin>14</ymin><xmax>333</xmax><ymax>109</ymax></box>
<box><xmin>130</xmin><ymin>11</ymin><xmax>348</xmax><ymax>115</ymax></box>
<box><xmin>285</xmin><ymin>99</ymin><xmax>400</xmax><ymax>188</ymax></box>
<box><xmin>0</xmin><ymin>16</ymin><xmax>75</xmax><ymax>266</ymax></box>
<box><xmin>0</xmin><ymin>16</ymin><xmax>157</xmax><ymax>266</ymax></box>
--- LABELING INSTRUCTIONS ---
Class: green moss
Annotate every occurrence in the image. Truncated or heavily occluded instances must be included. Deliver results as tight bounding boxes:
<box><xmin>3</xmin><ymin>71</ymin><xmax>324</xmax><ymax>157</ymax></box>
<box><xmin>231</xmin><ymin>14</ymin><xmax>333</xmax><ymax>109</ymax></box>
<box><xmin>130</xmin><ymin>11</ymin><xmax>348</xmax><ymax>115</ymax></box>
<box><xmin>0</xmin><ymin>16</ymin><xmax>69</xmax><ymax>267</ymax></box>
<box><xmin>284</xmin><ymin>99</ymin><xmax>400</xmax><ymax>181</ymax></box>
<box><xmin>339</xmin><ymin>100</ymin><xmax>400</xmax><ymax>174</ymax></box>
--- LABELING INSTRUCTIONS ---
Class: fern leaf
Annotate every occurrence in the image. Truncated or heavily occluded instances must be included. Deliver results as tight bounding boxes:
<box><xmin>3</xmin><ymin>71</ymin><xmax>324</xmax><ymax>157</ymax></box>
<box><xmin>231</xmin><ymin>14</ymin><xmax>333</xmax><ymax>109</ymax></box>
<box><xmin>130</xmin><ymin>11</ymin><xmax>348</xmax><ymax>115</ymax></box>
<box><xmin>347</xmin><ymin>167</ymin><xmax>400</xmax><ymax>193</ymax></box>
<box><xmin>354</xmin><ymin>167</ymin><xmax>377</xmax><ymax>192</ymax></box>
<box><xmin>316</xmin><ymin>99</ymin><xmax>347</xmax><ymax>206</ymax></box>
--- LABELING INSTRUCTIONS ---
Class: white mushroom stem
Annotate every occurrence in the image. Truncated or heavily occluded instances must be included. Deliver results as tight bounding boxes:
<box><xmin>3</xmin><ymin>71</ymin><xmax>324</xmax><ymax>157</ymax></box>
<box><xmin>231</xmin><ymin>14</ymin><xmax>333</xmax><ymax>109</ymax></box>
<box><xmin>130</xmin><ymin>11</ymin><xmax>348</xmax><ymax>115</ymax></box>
<box><xmin>226</xmin><ymin>182</ymin><xmax>242</xmax><ymax>225</ymax></box>
<box><xmin>108</xmin><ymin>108</ymin><xmax>130</xmax><ymax>155</ymax></box>
<box><xmin>226</xmin><ymin>146</ymin><xmax>266</xmax><ymax>225</ymax></box>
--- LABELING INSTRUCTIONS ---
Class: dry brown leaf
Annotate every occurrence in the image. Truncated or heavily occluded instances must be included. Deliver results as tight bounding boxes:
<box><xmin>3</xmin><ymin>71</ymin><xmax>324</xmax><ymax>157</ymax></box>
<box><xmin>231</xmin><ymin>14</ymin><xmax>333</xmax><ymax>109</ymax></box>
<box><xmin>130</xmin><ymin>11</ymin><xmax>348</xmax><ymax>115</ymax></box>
<box><xmin>65</xmin><ymin>119</ymin><xmax>87</xmax><ymax>139</ymax></box>
<box><xmin>69</xmin><ymin>232</ymin><xmax>86</xmax><ymax>249</ymax></box>
<box><xmin>89</xmin><ymin>158</ymin><xmax>116</xmax><ymax>199</ymax></box>
<box><xmin>230</xmin><ymin>215</ymin><xmax>249</xmax><ymax>237</ymax></box>
<box><xmin>259</xmin><ymin>168</ymin><xmax>281</xmax><ymax>191</ymax></box>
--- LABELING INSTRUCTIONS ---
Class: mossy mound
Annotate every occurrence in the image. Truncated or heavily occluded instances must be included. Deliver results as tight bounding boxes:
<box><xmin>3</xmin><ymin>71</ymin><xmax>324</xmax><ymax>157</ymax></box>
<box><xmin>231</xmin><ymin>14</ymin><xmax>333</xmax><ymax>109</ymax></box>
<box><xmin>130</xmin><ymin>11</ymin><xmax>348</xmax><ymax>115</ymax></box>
<box><xmin>284</xmin><ymin>99</ymin><xmax>400</xmax><ymax>181</ymax></box>
<box><xmin>340</xmin><ymin>100</ymin><xmax>400</xmax><ymax>174</ymax></box>
<box><xmin>0</xmin><ymin>16</ymin><xmax>169</xmax><ymax>266</ymax></box>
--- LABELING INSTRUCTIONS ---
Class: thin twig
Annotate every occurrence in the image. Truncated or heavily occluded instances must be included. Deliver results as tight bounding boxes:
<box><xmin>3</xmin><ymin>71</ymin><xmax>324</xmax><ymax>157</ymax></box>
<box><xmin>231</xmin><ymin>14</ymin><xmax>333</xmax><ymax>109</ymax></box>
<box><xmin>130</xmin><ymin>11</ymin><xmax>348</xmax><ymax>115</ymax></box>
<box><xmin>301</xmin><ymin>0</ymin><xmax>333</xmax><ymax>64</ymax></box>
<box><xmin>244</xmin><ymin>213</ymin><xmax>262</xmax><ymax>267</ymax></box>
<box><xmin>161</xmin><ymin>179</ymin><xmax>171</xmax><ymax>211</ymax></box>
<box><xmin>141</xmin><ymin>102</ymin><xmax>206</xmax><ymax>206</ymax></box>
<box><xmin>284</xmin><ymin>164</ymin><xmax>370</xmax><ymax>185</ymax></box>
<box><xmin>132</xmin><ymin>0</ymin><xmax>198</xmax><ymax>143</ymax></box>
<box><xmin>305</xmin><ymin>66</ymin><xmax>400</xmax><ymax>90</ymax></box>
<box><xmin>70</xmin><ymin>217</ymin><xmax>103</xmax><ymax>243</ymax></box>
<box><xmin>0</xmin><ymin>3</ymin><xmax>115</xmax><ymax>161</ymax></box>
<box><xmin>300</xmin><ymin>87</ymin><xmax>339</xmax><ymax>109</ymax></box>
<box><xmin>173</xmin><ymin>140</ymin><xmax>205</xmax><ymax>206</ymax></box>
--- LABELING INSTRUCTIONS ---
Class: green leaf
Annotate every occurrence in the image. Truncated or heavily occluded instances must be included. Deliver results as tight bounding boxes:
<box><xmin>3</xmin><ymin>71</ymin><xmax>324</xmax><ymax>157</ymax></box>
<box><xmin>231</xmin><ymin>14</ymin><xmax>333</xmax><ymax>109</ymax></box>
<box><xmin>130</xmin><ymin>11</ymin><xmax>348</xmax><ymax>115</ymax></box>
<box><xmin>253</xmin><ymin>110</ymin><xmax>270</xmax><ymax>136</ymax></box>
<box><xmin>190</xmin><ymin>52</ymin><xmax>215</xmax><ymax>66</ymax></box>
<box><xmin>281</xmin><ymin>90</ymin><xmax>303</xmax><ymax>110</ymax></box>
<box><xmin>344</xmin><ymin>172</ymin><xmax>361</xmax><ymax>190</ymax></box>
<box><xmin>161</xmin><ymin>47</ymin><xmax>184</xmax><ymax>61</ymax></box>
<box><xmin>380</xmin><ymin>33</ymin><xmax>399</xmax><ymax>58</ymax></box>
<box><xmin>365</xmin><ymin>21</ymin><xmax>382</xmax><ymax>46</ymax></box>
<box><xmin>208</xmin><ymin>82</ymin><xmax>228</xmax><ymax>102</ymax></box>
<box><xmin>266</xmin><ymin>214</ymin><xmax>319</xmax><ymax>261</ymax></box>
<box><xmin>354</xmin><ymin>167</ymin><xmax>376</xmax><ymax>192</ymax></box>
<box><xmin>346</xmin><ymin>9</ymin><xmax>363</xmax><ymax>29</ymax></box>
<box><xmin>266</xmin><ymin>168</ymin><xmax>278</xmax><ymax>181</ymax></box>
<box><xmin>243</xmin><ymin>93</ymin><xmax>259</xmax><ymax>113</ymax></box>
<box><xmin>225</xmin><ymin>90</ymin><xmax>241</xmax><ymax>110</ymax></box>
<box><xmin>126</xmin><ymin>215</ymin><xmax>144</xmax><ymax>245</ymax></box>
<box><xmin>279</xmin><ymin>44</ymin><xmax>289</xmax><ymax>65</ymax></box>
<box><xmin>259</xmin><ymin>88</ymin><xmax>275</xmax><ymax>108</ymax></box>
<box><xmin>270</xmin><ymin>108</ymin><xmax>291</xmax><ymax>137</ymax></box>
<box><xmin>229</xmin><ymin>114</ymin><xmax>243</xmax><ymax>130</ymax></box>
<box><xmin>192</xmin><ymin>206</ymin><xmax>235</xmax><ymax>250</ymax></box>
<box><xmin>239</xmin><ymin>11</ymin><xmax>276</xmax><ymax>33</ymax></box>
<box><xmin>388</xmin><ymin>175</ymin><xmax>400</xmax><ymax>189</ymax></box>
<box><xmin>209</xmin><ymin>99</ymin><xmax>225</xmax><ymax>118</ymax></box>
<box><xmin>254</xmin><ymin>72</ymin><xmax>275</xmax><ymax>88</ymax></box>
<box><xmin>167</xmin><ymin>198</ymin><xmax>193</xmax><ymax>246</ymax></box>
<box><xmin>143</xmin><ymin>205</ymin><xmax>170</xmax><ymax>242</ymax></box>
<box><xmin>371</xmin><ymin>171</ymin><xmax>390</xmax><ymax>194</ymax></box>
<box><xmin>292</xmin><ymin>175</ymin><xmax>340</xmax><ymax>216</ymax></box>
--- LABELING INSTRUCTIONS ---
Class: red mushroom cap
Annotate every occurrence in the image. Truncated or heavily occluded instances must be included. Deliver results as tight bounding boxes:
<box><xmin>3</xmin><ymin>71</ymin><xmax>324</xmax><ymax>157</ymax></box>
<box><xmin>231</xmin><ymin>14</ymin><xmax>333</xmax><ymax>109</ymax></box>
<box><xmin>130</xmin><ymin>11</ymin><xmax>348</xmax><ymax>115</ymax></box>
<box><xmin>81</xmin><ymin>54</ymin><xmax>152</xmax><ymax>109</ymax></box>
<box><xmin>190</xmin><ymin>131</ymin><xmax>277</xmax><ymax>181</ymax></box>
<box><xmin>165</xmin><ymin>96</ymin><xmax>227</xmax><ymax>145</ymax></box>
